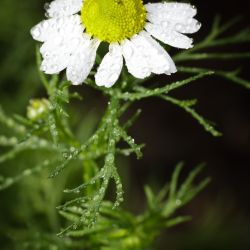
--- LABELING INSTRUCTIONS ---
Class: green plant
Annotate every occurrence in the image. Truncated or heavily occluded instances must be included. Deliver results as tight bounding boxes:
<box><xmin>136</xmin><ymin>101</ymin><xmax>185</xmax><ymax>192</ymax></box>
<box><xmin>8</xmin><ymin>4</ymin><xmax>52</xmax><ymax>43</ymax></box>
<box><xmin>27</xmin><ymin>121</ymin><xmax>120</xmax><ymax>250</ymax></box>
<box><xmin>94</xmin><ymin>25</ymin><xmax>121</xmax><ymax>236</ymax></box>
<box><xmin>0</xmin><ymin>7</ymin><xmax>249</xmax><ymax>250</ymax></box>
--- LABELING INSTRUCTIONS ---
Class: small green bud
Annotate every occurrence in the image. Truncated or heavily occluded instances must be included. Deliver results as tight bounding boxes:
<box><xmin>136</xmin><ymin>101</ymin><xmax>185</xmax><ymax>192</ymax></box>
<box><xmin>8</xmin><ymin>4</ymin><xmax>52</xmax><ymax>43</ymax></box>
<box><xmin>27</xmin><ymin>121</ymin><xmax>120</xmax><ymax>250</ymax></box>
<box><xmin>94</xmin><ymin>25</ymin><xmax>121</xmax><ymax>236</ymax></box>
<box><xmin>27</xmin><ymin>98</ymin><xmax>50</xmax><ymax>121</ymax></box>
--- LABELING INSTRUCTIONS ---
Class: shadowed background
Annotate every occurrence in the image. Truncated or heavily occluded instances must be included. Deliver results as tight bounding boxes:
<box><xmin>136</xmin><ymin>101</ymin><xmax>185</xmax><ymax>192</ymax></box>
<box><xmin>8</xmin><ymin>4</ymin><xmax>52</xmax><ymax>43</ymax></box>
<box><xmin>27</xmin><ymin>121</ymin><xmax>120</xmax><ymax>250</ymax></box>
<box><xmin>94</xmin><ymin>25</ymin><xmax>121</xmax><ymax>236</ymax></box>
<box><xmin>0</xmin><ymin>0</ymin><xmax>249</xmax><ymax>249</ymax></box>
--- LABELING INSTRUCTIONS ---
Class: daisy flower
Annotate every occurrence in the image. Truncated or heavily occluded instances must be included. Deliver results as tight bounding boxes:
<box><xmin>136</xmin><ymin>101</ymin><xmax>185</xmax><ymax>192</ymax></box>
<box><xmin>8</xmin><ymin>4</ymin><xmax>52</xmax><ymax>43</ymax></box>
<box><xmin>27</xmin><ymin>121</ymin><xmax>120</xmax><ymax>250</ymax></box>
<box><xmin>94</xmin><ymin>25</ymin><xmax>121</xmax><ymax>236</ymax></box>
<box><xmin>31</xmin><ymin>0</ymin><xmax>201</xmax><ymax>87</ymax></box>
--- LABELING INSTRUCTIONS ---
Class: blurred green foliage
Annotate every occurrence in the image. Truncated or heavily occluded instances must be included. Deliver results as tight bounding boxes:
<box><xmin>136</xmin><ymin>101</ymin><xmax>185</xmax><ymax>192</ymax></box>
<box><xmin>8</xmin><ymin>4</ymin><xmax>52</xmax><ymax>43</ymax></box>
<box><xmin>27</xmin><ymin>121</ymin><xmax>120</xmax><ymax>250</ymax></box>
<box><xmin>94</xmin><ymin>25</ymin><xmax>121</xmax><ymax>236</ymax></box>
<box><xmin>0</xmin><ymin>0</ymin><xmax>44</xmax><ymax>113</ymax></box>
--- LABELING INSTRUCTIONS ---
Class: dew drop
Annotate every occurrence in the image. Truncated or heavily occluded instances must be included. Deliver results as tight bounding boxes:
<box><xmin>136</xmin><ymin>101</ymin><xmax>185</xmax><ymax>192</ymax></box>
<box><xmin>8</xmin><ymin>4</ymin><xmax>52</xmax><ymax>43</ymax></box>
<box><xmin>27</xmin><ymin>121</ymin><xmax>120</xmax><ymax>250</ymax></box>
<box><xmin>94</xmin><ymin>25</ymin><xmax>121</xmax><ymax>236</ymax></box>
<box><xmin>123</xmin><ymin>44</ymin><xmax>134</xmax><ymax>58</ymax></box>
<box><xmin>85</xmin><ymin>211</ymin><xmax>91</xmax><ymax>217</ymax></box>
<box><xmin>4</xmin><ymin>178</ymin><xmax>14</xmax><ymax>186</ymax></box>
<box><xmin>93</xmin><ymin>195</ymin><xmax>99</xmax><ymax>201</ymax></box>
<box><xmin>23</xmin><ymin>169</ymin><xmax>32</xmax><ymax>176</ymax></box>
<box><xmin>176</xmin><ymin>199</ymin><xmax>182</xmax><ymax>206</ymax></box>
<box><xmin>44</xmin><ymin>2</ymin><xmax>50</xmax><ymax>11</ymax></box>
<box><xmin>90</xmin><ymin>180</ymin><xmax>96</xmax><ymax>185</ymax></box>
<box><xmin>161</xmin><ymin>21</ymin><xmax>169</xmax><ymax>28</ymax></box>
<box><xmin>118</xmin><ymin>197</ymin><xmax>124</xmax><ymax>203</ymax></box>
<box><xmin>31</xmin><ymin>27</ymin><xmax>41</xmax><ymax>38</ymax></box>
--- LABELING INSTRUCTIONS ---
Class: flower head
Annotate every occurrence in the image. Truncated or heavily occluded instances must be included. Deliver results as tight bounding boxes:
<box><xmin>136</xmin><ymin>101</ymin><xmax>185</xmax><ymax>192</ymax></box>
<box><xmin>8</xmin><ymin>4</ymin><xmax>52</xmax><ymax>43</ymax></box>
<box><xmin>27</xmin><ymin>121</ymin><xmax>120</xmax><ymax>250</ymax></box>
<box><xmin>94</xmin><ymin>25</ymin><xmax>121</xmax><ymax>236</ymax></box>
<box><xmin>81</xmin><ymin>0</ymin><xmax>146</xmax><ymax>43</ymax></box>
<box><xmin>31</xmin><ymin>0</ymin><xmax>201</xmax><ymax>87</ymax></box>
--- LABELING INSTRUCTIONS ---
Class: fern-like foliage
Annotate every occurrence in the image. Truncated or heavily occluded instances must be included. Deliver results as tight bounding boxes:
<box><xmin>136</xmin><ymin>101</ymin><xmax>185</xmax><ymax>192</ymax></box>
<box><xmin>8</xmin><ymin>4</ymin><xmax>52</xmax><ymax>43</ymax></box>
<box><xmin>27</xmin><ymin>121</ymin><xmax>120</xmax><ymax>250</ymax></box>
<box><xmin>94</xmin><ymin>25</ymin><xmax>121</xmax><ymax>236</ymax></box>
<box><xmin>58</xmin><ymin>163</ymin><xmax>210</xmax><ymax>249</ymax></box>
<box><xmin>174</xmin><ymin>16</ymin><xmax>250</xmax><ymax>89</ymax></box>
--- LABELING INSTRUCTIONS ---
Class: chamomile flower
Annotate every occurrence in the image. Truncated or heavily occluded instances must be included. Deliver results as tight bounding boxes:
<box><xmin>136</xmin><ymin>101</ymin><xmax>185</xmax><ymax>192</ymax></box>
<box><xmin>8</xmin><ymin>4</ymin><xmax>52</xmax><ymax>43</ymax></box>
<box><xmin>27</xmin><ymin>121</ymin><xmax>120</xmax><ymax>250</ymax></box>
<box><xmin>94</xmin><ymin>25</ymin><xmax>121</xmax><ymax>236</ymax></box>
<box><xmin>31</xmin><ymin>0</ymin><xmax>201</xmax><ymax>87</ymax></box>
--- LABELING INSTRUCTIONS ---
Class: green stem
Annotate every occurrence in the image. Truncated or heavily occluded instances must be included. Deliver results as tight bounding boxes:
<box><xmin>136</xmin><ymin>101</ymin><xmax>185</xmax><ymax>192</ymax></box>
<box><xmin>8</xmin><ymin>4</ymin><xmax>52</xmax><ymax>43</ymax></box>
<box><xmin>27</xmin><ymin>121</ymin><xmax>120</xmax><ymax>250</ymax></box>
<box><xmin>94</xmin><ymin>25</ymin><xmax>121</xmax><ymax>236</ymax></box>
<box><xmin>82</xmin><ymin>93</ymin><xmax>121</xmax><ymax>196</ymax></box>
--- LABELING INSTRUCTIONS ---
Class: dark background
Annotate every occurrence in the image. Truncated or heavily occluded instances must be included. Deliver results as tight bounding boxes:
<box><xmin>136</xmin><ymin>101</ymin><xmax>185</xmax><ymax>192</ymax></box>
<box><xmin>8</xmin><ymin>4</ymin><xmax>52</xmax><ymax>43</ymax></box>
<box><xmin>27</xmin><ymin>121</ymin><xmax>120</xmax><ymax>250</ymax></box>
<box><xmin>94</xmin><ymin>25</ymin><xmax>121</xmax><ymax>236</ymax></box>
<box><xmin>0</xmin><ymin>0</ymin><xmax>249</xmax><ymax>249</ymax></box>
<box><xmin>130</xmin><ymin>1</ymin><xmax>250</xmax><ymax>249</ymax></box>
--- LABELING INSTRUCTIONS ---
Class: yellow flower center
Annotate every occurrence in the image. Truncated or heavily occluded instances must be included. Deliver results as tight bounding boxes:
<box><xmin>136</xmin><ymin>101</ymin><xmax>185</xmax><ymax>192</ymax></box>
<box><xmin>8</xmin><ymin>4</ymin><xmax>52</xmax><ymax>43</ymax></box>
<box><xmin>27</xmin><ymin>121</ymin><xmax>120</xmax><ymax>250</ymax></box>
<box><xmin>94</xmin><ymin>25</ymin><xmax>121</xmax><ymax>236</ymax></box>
<box><xmin>81</xmin><ymin>0</ymin><xmax>146</xmax><ymax>43</ymax></box>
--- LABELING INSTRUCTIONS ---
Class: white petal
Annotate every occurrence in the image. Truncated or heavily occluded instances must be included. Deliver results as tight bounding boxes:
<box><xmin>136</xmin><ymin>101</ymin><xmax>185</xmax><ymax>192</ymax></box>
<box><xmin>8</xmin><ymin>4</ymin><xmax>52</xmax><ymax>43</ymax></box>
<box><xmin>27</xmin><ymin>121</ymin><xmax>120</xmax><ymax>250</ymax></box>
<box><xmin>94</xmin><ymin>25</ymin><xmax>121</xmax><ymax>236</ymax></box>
<box><xmin>37</xmin><ymin>15</ymin><xmax>84</xmax><ymax>75</ymax></box>
<box><xmin>95</xmin><ymin>44</ymin><xmax>123</xmax><ymax>88</ymax></box>
<box><xmin>46</xmin><ymin>0</ymin><xmax>83</xmax><ymax>18</ymax></box>
<box><xmin>39</xmin><ymin>37</ymin><xmax>71</xmax><ymax>74</ymax></box>
<box><xmin>145</xmin><ymin>22</ymin><xmax>194</xmax><ymax>49</ymax></box>
<box><xmin>146</xmin><ymin>3</ymin><xmax>201</xmax><ymax>34</ymax></box>
<box><xmin>133</xmin><ymin>31</ymin><xmax>177</xmax><ymax>75</ymax></box>
<box><xmin>66</xmin><ymin>36</ymin><xmax>100</xmax><ymax>85</ymax></box>
<box><xmin>31</xmin><ymin>15</ymin><xmax>83</xmax><ymax>42</ymax></box>
<box><xmin>145</xmin><ymin>2</ymin><xmax>201</xmax><ymax>49</ymax></box>
<box><xmin>145</xmin><ymin>3</ymin><xmax>197</xmax><ymax>19</ymax></box>
<box><xmin>147</xmin><ymin>14</ymin><xmax>200</xmax><ymax>35</ymax></box>
<box><xmin>121</xmin><ymin>39</ymin><xmax>151</xmax><ymax>79</ymax></box>
<box><xmin>40</xmin><ymin>52</ymin><xmax>70</xmax><ymax>74</ymax></box>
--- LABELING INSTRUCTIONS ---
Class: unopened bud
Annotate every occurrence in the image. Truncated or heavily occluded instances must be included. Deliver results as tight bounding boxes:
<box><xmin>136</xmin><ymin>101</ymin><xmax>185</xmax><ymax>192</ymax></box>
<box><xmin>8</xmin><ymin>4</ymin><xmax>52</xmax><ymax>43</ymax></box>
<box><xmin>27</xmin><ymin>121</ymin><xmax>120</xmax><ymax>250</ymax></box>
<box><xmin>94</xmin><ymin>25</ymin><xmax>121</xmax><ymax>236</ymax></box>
<box><xmin>27</xmin><ymin>98</ymin><xmax>50</xmax><ymax>121</ymax></box>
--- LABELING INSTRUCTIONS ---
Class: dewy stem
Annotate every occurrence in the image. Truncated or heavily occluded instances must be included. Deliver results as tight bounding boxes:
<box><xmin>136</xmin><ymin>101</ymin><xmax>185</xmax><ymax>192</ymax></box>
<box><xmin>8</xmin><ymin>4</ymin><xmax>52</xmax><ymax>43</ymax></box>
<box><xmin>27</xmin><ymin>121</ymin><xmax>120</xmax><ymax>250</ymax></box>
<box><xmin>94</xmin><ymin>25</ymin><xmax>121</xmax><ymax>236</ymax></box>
<box><xmin>82</xmin><ymin>92</ymin><xmax>121</xmax><ymax>197</ymax></box>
